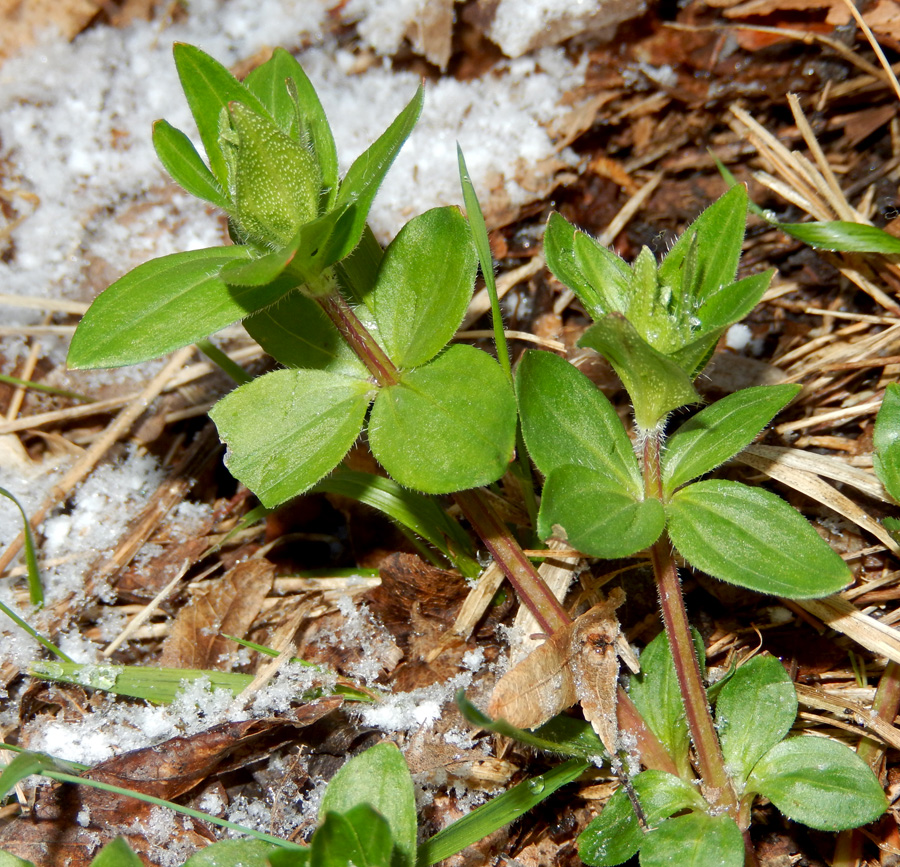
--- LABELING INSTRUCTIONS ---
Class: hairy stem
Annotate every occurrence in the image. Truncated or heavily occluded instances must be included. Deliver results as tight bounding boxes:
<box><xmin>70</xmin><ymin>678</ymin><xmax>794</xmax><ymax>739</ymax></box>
<box><xmin>643</xmin><ymin>432</ymin><xmax>738</xmax><ymax>815</ymax></box>
<box><xmin>453</xmin><ymin>488</ymin><xmax>570</xmax><ymax>635</ymax></box>
<box><xmin>317</xmin><ymin>288</ymin><xmax>399</xmax><ymax>388</ymax></box>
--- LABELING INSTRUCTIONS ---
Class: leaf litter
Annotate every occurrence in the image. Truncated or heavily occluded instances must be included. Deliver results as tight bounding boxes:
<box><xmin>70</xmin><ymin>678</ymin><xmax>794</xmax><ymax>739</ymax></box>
<box><xmin>3</xmin><ymin>0</ymin><xmax>900</xmax><ymax>864</ymax></box>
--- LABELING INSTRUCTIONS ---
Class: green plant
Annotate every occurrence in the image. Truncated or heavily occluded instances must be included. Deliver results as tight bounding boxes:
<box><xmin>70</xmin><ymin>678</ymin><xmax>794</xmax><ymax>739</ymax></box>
<box><xmin>68</xmin><ymin>44</ymin><xmax>516</xmax><ymax>503</ymax></box>
<box><xmin>494</xmin><ymin>185</ymin><xmax>886</xmax><ymax>864</ymax></box>
<box><xmin>56</xmin><ymin>41</ymin><xmax>891</xmax><ymax>867</ymax></box>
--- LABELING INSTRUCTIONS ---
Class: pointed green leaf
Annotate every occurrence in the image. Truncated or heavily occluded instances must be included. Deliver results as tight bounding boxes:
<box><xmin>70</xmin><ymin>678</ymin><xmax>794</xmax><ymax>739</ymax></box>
<box><xmin>516</xmin><ymin>349</ymin><xmax>641</xmax><ymax>496</ymax></box>
<box><xmin>628</xmin><ymin>630</ymin><xmax>692</xmax><ymax>779</ymax></box>
<box><xmin>152</xmin><ymin>120</ymin><xmax>231</xmax><ymax>210</ymax></box>
<box><xmin>662</xmin><ymin>384</ymin><xmax>801</xmax><ymax>493</ymax></box>
<box><xmin>243</xmin><ymin>292</ymin><xmax>367</xmax><ymax>376</ymax></box>
<box><xmin>320</xmin><ymin>743</ymin><xmax>416</xmax><ymax>867</ymax></box>
<box><xmin>746</xmin><ymin>737</ymin><xmax>887</xmax><ymax>831</ymax></box>
<box><xmin>573</xmin><ymin>230</ymin><xmax>631</xmax><ymax>316</ymax></box>
<box><xmin>89</xmin><ymin>838</ymin><xmax>144</xmax><ymax>867</ymax></box>
<box><xmin>578</xmin><ymin>770</ymin><xmax>708</xmax><ymax>867</ymax></box>
<box><xmin>225</xmin><ymin>101</ymin><xmax>321</xmax><ymax>247</ymax></box>
<box><xmin>874</xmin><ymin>383</ymin><xmax>900</xmax><ymax>502</ymax></box>
<box><xmin>68</xmin><ymin>246</ymin><xmax>294</xmax><ymax>369</ymax></box>
<box><xmin>777</xmin><ymin>220</ymin><xmax>900</xmax><ymax>253</ymax></box>
<box><xmin>372</xmin><ymin>207</ymin><xmax>476</xmax><ymax>368</ymax></box>
<box><xmin>181</xmin><ymin>839</ymin><xmax>277</xmax><ymax>866</ymax></box>
<box><xmin>335</xmin><ymin>223</ymin><xmax>383</xmax><ymax>308</ymax></box>
<box><xmin>716</xmin><ymin>655</ymin><xmax>797</xmax><ymax>786</ymax></box>
<box><xmin>696</xmin><ymin>269</ymin><xmax>773</xmax><ymax>332</ymax></box>
<box><xmin>457</xmin><ymin>692</ymin><xmax>606</xmax><ymax>759</ymax></box>
<box><xmin>0</xmin><ymin>486</ymin><xmax>42</xmax><ymax>607</ymax></box>
<box><xmin>172</xmin><ymin>43</ymin><xmax>268</xmax><ymax>187</ymax></box>
<box><xmin>369</xmin><ymin>345</ymin><xmax>516</xmax><ymax>494</ymax></box>
<box><xmin>537</xmin><ymin>465</ymin><xmax>664</xmax><ymax>558</ymax></box>
<box><xmin>640</xmin><ymin>813</ymin><xmax>744</xmax><ymax>867</ymax></box>
<box><xmin>0</xmin><ymin>750</ymin><xmax>83</xmax><ymax>801</ymax></box>
<box><xmin>243</xmin><ymin>49</ymin><xmax>337</xmax><ymax>207</ymax></box>
<box><xmin>579</xmin><ymin>314</ymin><xmax>700</xmax><ymax>431</ymax></box>
<box><xmin>210</xmin><ymin>368</ymin><xmax>372</xmax><ymax>508</ymax></box>
<box><xmin>420</xmin><ymin>758</ymin><xmax>588</xmax><ymax>866</ymax></box>
<box><xmin>311</xmin><ymin>468</ymin><xmax>478</xmax><ymax>576</ymax></box>
<box><xmin>312</xmin><ymin>807</ymin><xmax>393</xmax><ymax>867</ymax></box>
<box><xmin>658</xmin><ymin>185</ymin><xmax>747</xmax><ymax>306</ymax></box>
<box><xmin>666</xmin><ymin>479</ymin><xmax>851</xmax><ymax>598</ymax></box>
<box><xmin>544</xmin><ymin>212</ymin><xmax>608</xmax><ymax>319</ymax></box>
<box><xmin>669</xmin><ymin>329</ymin><xmax>721</xmax><ymax>379</ymax></box>
<box><xmin>219</xmin><ymin>208</ymin><xmax>343</xmax><ymax>287</ymax></box>
<box><xmin>330</xmin><ymin>85</ymin><xmax>424</xmax><ymax>263</ymax></box>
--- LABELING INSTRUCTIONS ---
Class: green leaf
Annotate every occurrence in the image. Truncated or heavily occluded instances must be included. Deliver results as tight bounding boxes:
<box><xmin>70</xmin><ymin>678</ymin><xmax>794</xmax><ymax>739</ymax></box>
<box><xmin>0</xmin><ymin>850</ymin><xmax>35</xmax><ymax>866</ymax></box>
<box><xmin>578</xmin><ymin>770</ymin><xmax>709</xmax><ymax>867</ymax></box>
<box><xmin>152</xmin><ymin>120</ymin><xmax>231</xmax><ymax>210</ymax></box>
<box><xmin>639</xmin><ymin>813</ymin><xmax>744</xmax><ymax>867</ymax></box>
<box><xmin>543</xmin><ymin>212</ymin><xmax>609</xmax><ymax>319</ymax></box>
<box><xmin>0</xmin><ymin>486</ymin><xmax>42</xmax><ymax>607</ymax></box>
<box><xmin>182</xmin><ymin>839</ymin><xmax>277</xmax><ymax>866</ymax></box>
<box><xmin>662</xmin><ymin>384</ymin><xmax>801</xmax><ymax>493</ymax></box>
<box><xmin>312</xmin><ymin>807</ymin><xmax>393</xmax><ymax>867</ymax></box>
<box><xmin>579</xmin><ymin>314</ymin><xmax>700</xmax><ymax>431</ymax></box>
<box><xmin>573</xmin><ymin>230</ymin><xmax>632</xmax><ymax>316</ymax></box>
<box><xmin>628</xmin><ymin>630</ymin><xmax>692</xmax><ymax>779</ymax></box>
<box><xmin>777</xmin><ymin>220</ymin><xmax>900</xmax><ymax>253</ymax></box>
<box><xmin>225</xmin><ymin>102</ymin><xmax>321</xmax><ymax>247</ymax></box>
<box><xmin>695</xmin><ymin>270</ymin><xmax>773</xmax><ymax>333</ymax></box>
<box><xmin>666</xmin><ymin>479</ymin><xmax>851</xmax><ymax>598</ymax></box>
<box><xmin>68</xmin><ymin>246</ymin><xmax>294</xmax><ymax>369</ymax></box>
<box><xmin>746</xmin><ymin>737</ymin><xmax>887</xmax><ymax>831</ymax></box>
<box><xmin>537</xmin><ymin>465</ymin><xmax>665</xmax><ymax>558</ymax></box>
<box><xmin>459</xmin><ymin>146</ymin><xmax>511</xmax><ymax>382</ymax></box>
<box><xmin>874</xmin><ymin>383</ymin><xmax>900</xmax><ymax>502</ymax></box>
<box><xmin>89</xmin><ymin>838</ymin><xmax>144</xmax><ymax>867</ymax></box>
<box><xmin>420</xmin><ymin>759</ymin><xmax>589</xmax><ymax>865</ymax></box>
<box><xmin>658</xmin><ymin>185</ymin><xmax>747</xmax><ymax>306</ymax></box>
<box><xmin>329</xmin><ymin>85</ymin><xmax>424</xmax><ymax>265</ymax></box>
<box><xmin>516</xmin><ymin>349</ymin><xmax>641</xmax><ymax>497</ymax></box>
<box><xmin>668</xmin><ymin>329</ymin><xmax>722</xmax><ymax>380</ymax></box>
<box><xmin>210</xmin><ymin>368</ymin><xmax>373</xmax><ymax>508</ymax></box>
<box><xmin>372</xmin><ymin>207</ymin><xmax>476</xmax><ymax>369</ymax></box>
<box><xmin>716</xmin><ymin>655</ymin><xmax>798</xmax><ymax>786</ymax></box>
<box><xmin>457</xmin><ymin>692</ymin><xmax>606</xmax><ymax>759</ymax></box>
<box><xmin>311</xmin><ymin>467</ymin><xmax>479</xmax><ymax>577</ymax></box>
<box><xmin>172</xmin><ymin>43</ymin><xmax>268</xmax><ymax>187</ymax></box>
<box><xmin>320</xmin><ymin>742</ymin><xmax>416</xmax><ymax>867</ymax></box>
<box><xmin>368</xmin><ymin>345</ymin><xmax>516</xmax><ymax>494</ymax></box>
<box><xmin>268</xmin><ymin>851</ymin><xmax>311</xmax><ymax>867</ymax></box>
<box><xmin>243</xmin><ymin>292</ymin><xmax>368</xmax><ymax>376</ymax></box>
<box><xmin>0</xmin><ymin>750</ymin><xmax>83</xmax><ymax>801</ymax></box>
<box><xmin>335</xmin><ymin>223</ymin><xmax>383</xmax><ymax>309</ymax></box>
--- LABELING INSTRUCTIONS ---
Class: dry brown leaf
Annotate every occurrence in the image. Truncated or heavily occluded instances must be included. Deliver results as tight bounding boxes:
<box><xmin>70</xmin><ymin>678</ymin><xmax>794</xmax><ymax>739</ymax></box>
<box><xmin>0</xmin><ymin>0</ymin><xmax>99</xmax><ymax>64</ymax></box>
<box><xmin>488</xmin><ymin>588</ymin><xmax>624</xmax><ymax>753</ymax></box>
<box><xmin>158</xmin><ymin>559</ymin><xmax>275</xmax><ymax>670</ymax></box>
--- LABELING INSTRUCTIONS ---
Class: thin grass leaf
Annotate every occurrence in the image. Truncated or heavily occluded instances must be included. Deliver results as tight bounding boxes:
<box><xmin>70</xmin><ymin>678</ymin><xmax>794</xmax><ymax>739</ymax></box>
<box><xmin>418</xmin><ymin>759</ymin><xmax>588</xmax><ymax>865</ymax></box>
<box><xmin>0</xmin><ymin>487</ymin><xmax>42</xmax><ymax>606</ymax></box>
<box><xmin>0</xmin><ymin>373</ymin><xmax>92</xmax><ymax>402</ymax></box>
<box><xmin>311</xmin><ymin>467</ymin><xmax>479</xmax><ymax>577</ymax></box>
<box><xmin>196</xmin><ymin>337</ymin><xmax>252</xmax><ymax>385</ymax></box>
<box><xmin>458</xmin><ymin>145</ymin><xmax>511</xmax><ymax>383</ymax></box>
<box><xmin>1</xmin><ymin>749</ymin><xmax>305</xmax><ymax>850</ymax></box>
<box><xmin>0</xmin><ymin>598</ymin><xmax>70</xmax><ymax>661</ymax></box>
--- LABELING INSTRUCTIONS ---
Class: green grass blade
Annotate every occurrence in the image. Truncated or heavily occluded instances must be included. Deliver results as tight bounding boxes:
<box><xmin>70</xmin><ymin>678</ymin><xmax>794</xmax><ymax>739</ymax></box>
<box><xmin>0</xmin><ymin>487</ymin><xmax>43</xmax><ymax>607</ymax></box>
<box><xmin>0</xmin><ymin>599</ymin><xmax>70</xmax><ymax>662</ymax></box>
<box><xmin>196</xmin><ymin>337</ymin><xmax>253</xmax><ymax>385</ymax></box>
<box><xmin>417</xmin><ymin>759</ymin><xmax>588</xmax><ymax>865</ymax></box>
<box><xmin>311</xmin><ymin>467</ymin><xmax>480</xmax><ymax>578</ymax></box>
<box><xmin>0</xmin><ymin>373</ymin><xmax>92</xmax><ymax>402</ymax></box>
<box><xmin>457</xmin><ymin>145</ymin><xmax>511</xmax><ymax>384</ymax></box>
<box><xmin>0</xmin><ymin>748</ymin><xmax>304</xmax><ymax>850</ymax></box>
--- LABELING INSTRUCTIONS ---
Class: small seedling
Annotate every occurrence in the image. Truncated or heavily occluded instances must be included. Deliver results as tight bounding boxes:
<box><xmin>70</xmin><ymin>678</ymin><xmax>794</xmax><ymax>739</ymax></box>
<box><xmin>492</xmin><ymin>185</ymin><xmax>886</xmax><ymax>864</ymax></box>
<box><xmin>68</xmin><ymin>44</ymin><xmax>517</xmax><ymax>503</ymax></box>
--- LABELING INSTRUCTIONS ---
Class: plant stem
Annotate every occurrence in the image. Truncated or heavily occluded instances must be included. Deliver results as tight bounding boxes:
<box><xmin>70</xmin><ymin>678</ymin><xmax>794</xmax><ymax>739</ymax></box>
<box><xmin>453</xmin><ymin>487</ymin><xmax>570</xmax><ymax>635</ymax></box>
<box><xmin>643</xmin><ymin>431</ymin><xmax>738</xmax><ymax>815</ymax></box>
<box><xmin>617</xmin><ymin>688</ymin><xmax>678</xmax><ymax>776</ymax></box>
<box><xmin>317</xmin><ymin>289</ymin><xmax>400</xmax><ymax>388</ymax></box>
